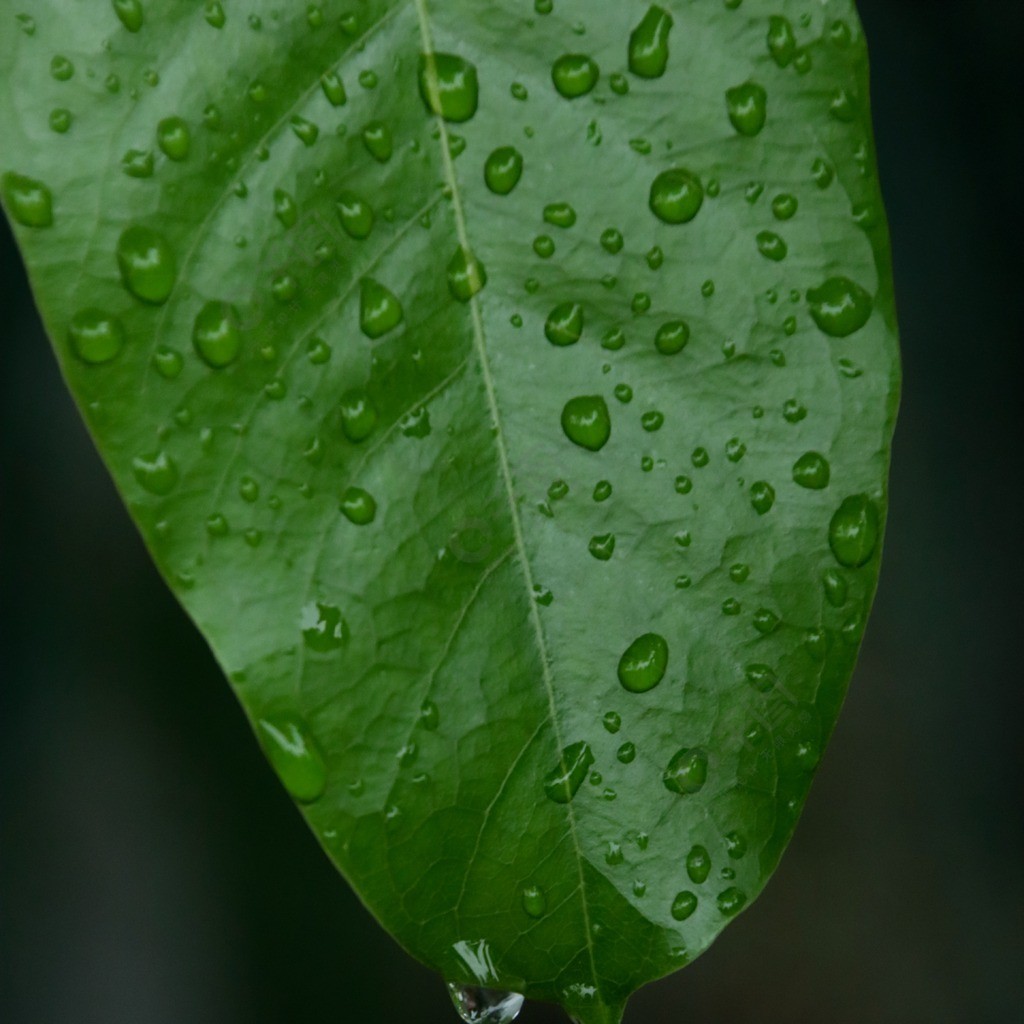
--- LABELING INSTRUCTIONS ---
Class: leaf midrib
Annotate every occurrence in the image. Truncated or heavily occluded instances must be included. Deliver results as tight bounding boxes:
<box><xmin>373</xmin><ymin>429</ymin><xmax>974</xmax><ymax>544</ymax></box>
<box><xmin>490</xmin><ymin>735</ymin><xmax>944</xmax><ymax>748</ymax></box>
<box><xmin>411</xmin><ymin>0</ymin><xmax>602</xmax><ymax>1001</ymax></box>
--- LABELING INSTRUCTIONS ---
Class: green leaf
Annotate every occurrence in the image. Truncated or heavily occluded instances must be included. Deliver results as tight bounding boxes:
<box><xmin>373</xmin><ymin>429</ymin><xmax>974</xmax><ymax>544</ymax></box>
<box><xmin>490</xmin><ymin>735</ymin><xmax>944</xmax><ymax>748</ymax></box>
<box><xmin>1</xmin><ymin>1</ymin><xmax>899</xmax><ymax>1021</ymax></box>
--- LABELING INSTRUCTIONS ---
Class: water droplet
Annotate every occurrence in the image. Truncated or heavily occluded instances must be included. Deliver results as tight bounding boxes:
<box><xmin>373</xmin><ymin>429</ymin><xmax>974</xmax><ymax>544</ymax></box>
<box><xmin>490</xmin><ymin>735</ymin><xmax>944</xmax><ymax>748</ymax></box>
<box><xmin>112</xmin><ymin>0</ymin><xmax>143</xmax><ymax>32</ymax></box>
<box><xmin>716</xmin><ymin>887</ymin><xmax>747</xmax><ymax>916</ymax></box>
<box><xmin>807</xmin><ymin>276</ymin><xmax>873</xmax><ymax>337</ymax></box>
<box><xmin>340</xmin><ymin>486</ymin><xmax>377</xmax><ymax>525</ymax></box>
<box><xmin>593</xmin><ymin>480</ymin><xmax>612</xmax><ymax>502</ymax></box>
<box><xmin>629</xmin><ymin>5</ymin><xmax>673</xmax><ymax>79</ymax></box>
<box><xmin>362</xmin><ymin>120</ymin><xmax>393</xmax><ymax>162</ymax></box>
<box><xmin>116</xmin><ymin>225</ymin><xmax>176</xmax><ymax>304</ymax></box>
<box><xmin>663</xmin><ymin>747</ymin><xmax>708</xmax><ymax>795</ymax></box>
<box><xmin>792</xmin><ymin>451</ymin><xmax>831</xmax><ymax>489</ymax></box>
<box><xmin>360</xmin><ymin>278</ymin><xmax>403</xmax><ymax>338</ymax></box>
<box><xmin>766</xmin><ymin>15</ymin><xmax>797</xmax><ymax>67</ymax></box>
<box><xmin>772</xmin><ymin>193</ymin><xmax>798</xmax><ymax>220</ymax></box>
<box><xmin>49</xmin><ymin>108</ymin><xmax>72</xmax><ymax>134</ymax></box>
<box><xmin>448</xmin><ymin>247</ymin><xmax>487</xmax><ymax>302</ymax></box>
<box><xmin>320</xmin><ymin>69</ymin><xmax>347</xmax><ymax>107</ymax></box>
<box><xmin>686</xmin><ymin>844</ymin><xmax>711</xmax><ymax>883</ymax></box>
<box><xmin>561</xmin><ymin>396</ymin><xmax>610</xmax><ymax>451</ymax></box>
<box><xmin>617</xmin><ymin>633</ymin><xmax>668</xmax><ymax>693</ymax></box>
<box><xmin>420</xmin><ymin>700</ymin><xmax>440</xmax><ymax>731</ymax></box>
<box><xmin>552</xmin><ymin>54</ymin><xmax>599</xmax><ymax>98</ymax></box>
<box><xmin>120</xmin><ymin>148</ymin><xmax>154</xmax><ymax>178</ymax></box>
<box><xmin>258</xmin><ymin>715</ymin><xmax>327</xmax><ymax>803</ymax></box>
<box><xmin>545</xmin><ymin>302</ymin><xmax>584</xmax><ymax>346</ymax></box>
<box><xmin>655</xmin><ymin>320</ymin><xmax>689</xmax><ymax>355</ymax></box>
<box><xmin>50</xmin><ymin>56</ymin><xmax>75</xmax><ymax>82</ymax></box>
<box><xmin>192</xmin><ymin>301</ymin><xmax>241</xmax><ymax>368</ymax></box>
<box><xmin>829</xmin><ymin>88</ymin><xmax>857</xmax><ymax>123</ymax></box>
<box><xmin>756</xmin><ymin>231</ymin><xmax>787</xmax><ymax>261</ymax></box>
<box><xmin>155</xmin><ymin>116</ymin><xmax>191</xmax><ymax>161</ymax></box>
<box><xmin>340</xmin><ymin>391</ymin><xmax>376</xmax><ymax>440</ymax></box>
<box><xmin>522</xmin><ymin>885</ymin><xmax>547</xmax><ymax>918</ymax></box>
<box><xmin>670</xmin><ymin>891</ymin><xmax>697</xmax><ymax>921</ymax></box>
<box><xmin>725</xmin><ymin>830</ymin><xmax>748</xmax><ymax>859</ymax></box>
<box><xmin>744</xmin><ymin>663</ymin><xmax>776</xmax><ymax>693</ymax></box>
<box><xmin>419</xmin><ymin>53</ymin><xmax>479</xmax><ymax>122</ymax></box>
<box><xmin>649</xmin><ymin>169</ymin><xmax>703</xmax><ymax>224</ymax></box>
<box><xmin>1</xmin><ymin>172</ymin><xmax>53</xmax><ymax>228</ymax></box>
<box><xmin>749</xmin><ymin>481</ymin><xmax>775</xmax><ymax>515</ymax></box>
<box><xmin>336</xmin><ymin>190</ymin><xmax>374</xmax><ymax>239</ymax></box>
<box><xmin>484</xmin><ymin>146</ymin><xmax>523</xmax><ymax>195</ymax></box>
<box><xmin>828</xmin><ymin>494</ymin><xmax>880</xmax><ymax>567</ymax></box>
<box><xmin>588</xmin><ymin>533</ymin><xmax>615</xmax><ymax>561</ymax></box>
<box><xmin>726</xmin><ymin>82</ymin><xmax>768</xmax><ymax>136</ymax></box>
<box><xmin>273</xmin><ymin>189</ymin><xmax>298</xmax><ymax>229</ymax></box>
<box><xmin>823</xmin><ymin>568</ymin><xmax>848</xmax><ymax>607</ymax></box>
<box><xmin>132</xmin><ymin>451</ymin><xmax>179</xmax><ymax>495</ymax></box>
<box><xmin>153</xmin><ymin>347</ymin><xmax>183</xmax><ymax>379</ymax></box>
<box><xmin>603</xmin><ymin>711</ymin><xmax>621</xmax><ymax>734</ymax></box>
<box><xmin>600</xmin><ymin>228</ymin><xmax>624</xmax><ymax>254</ymax></box>
<box><xmin>289</xmin><ymin>115</ymin><xmax>319</xmax><ymax>147</ymax></box>
<box><xmin>301</xmin><ymin>601</ymin><xmax>348</xmax><ymax>652</ymax></box>
<box><xmin>204</xmin><ymin>1</ymin><xmax>225</xmax><ymax>28</ymax></box>
<box><xmin>67</xmin><ymin>309</ymin><xmax>124</xmax><ymax>365</ymax></box>
<box><xmin>543</xmin><ymin>202</ymin><xmax>576</xmax><ymax>229</ymax></box>
<box><xmin>447</xmin><ymin>984</ymin><xmax>524</xmax><ymax>1024</ymax></box>
<box><xmin>544</xmin><ymin>741</ymin><xmax>595</xmax><ymax>803</ymax></box>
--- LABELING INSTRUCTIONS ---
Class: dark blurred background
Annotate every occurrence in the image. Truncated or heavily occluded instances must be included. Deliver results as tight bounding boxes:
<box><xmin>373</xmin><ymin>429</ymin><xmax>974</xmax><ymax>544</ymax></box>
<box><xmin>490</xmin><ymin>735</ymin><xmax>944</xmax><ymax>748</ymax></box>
<box><xmin>2</xmin><ymin>2</ymin><xmax>1022</xmax><ymax>1021</ymax></box>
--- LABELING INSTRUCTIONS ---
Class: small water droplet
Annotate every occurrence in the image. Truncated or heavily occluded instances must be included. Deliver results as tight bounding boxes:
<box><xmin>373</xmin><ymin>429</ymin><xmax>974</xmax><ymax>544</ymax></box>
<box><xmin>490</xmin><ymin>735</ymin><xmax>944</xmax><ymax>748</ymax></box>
<box><xmin>588</xmin><ymin>533</ymin><xmax>616</xmax><ymax>561</ymax></box>
<box><xmin>807</xmin><ymin>276</ymin><xmax>873</xmax><ymax>337</ymax></box>
<box><xmin>749</xmin><ymin>481</ymin><xmax>775</xmax><ymax>515</ymax></box>
<box><xmin>670</xmin><ymin>890</ymin><xmax>698</xmax><ymax>921</ymax></box>
<box><xmin>68</xmin><ymin>309</ymin><xmax>125</xmax><ymax>364</ymax></box>
<box><xmin>204</xmin><ymin>1</ymin><xmax>225</xmax><ymax>28</ymax></box>
<box><xmin>792</xmin><ymin>451</ymin><xmax>831</xmax><ymax>489</ymax></box>
<box><xmin>49</xmin><ymin>108</ymin><xmax>73</xmax><ymax>134</ymax></box>
<box><xmin>649</xmin><ymin>168</ymin><xmax>703</xmax><ymax>224</ymax></box>
<box><xmin>447</xmin><ymin>984</ymin><xmax>524</xmax><ymax>1024</ymax></box>
<box><xmin>544</xmin><ymin>741</ymin><xmax>594</xmax><ymax>803</ymax></box>
<box><xmin>336</xmin><ymin>190</ymin><xmax>374</xmax><ymax>239</ymax></box>
<box><xmin>484</xmin><ymin>146</ymin><xmax>523</xmax><ymax>195</ymax></box>
<box><xmin>552</xmin><ymin>54</ymin><xmax>599</xmax><ymax>98</ymax></box>
<box><xmin>686</xmin><ymin>844</ymin><xmax>711</xmax><ymax>883</ymax></box>
<box><xmin>112</xmin><ymin>0</ymin><xmax>144</xmax><ymax>32</ymax></box>
<box><xmin>561</xmin><ymin>396</ymin><xmax>610</xmax><ymax>451</ymax></box>
<box><xmin>522</xmin><ymin>885</ymin><xmax>547</xmax><ymax>918</ymax></box>
<box><xmin>663</xmin><ymin>747</ymin><xmax>708</xmax><ymax>795</ymax></box>
<box><xmin>192</xmin><ymin>301</ymin><xmax>241</xmax><ymax>368</ymax></box>
<box><xmin>360</xmin><ymin>278</ymin><xmax>403</xmax><ymax>338</ymax></box>
<box><xmin>320</xmin><ymin>69</ymin><xmax>347</xmax><ymax>106</ymax></box>
<box><xmin>726</xmin><ymin>82</ymin><xmax>768</xmax><ymax>136</ymax></box>
<box><xmin>340</xmin><ymin>486</ymin><xmax>377</xmax><ymax>525</ymax></box>
<box><xmin>153</xmin><ymin>346</ymin><xmax>183</xmax><ymax>379</ymax></box>
<box><xmin>132</xmin><ymin>450</ymin><xmax>179</xmax><ymax>495</ymax></box>
<box><xmin>543</xmin><ymin>202</ymin><xmax>576</xmax><ymax>229</ymax></box>
<box><xmin>772</xmin><ymin>193</ymin><xmax>798</xmax><ymax>220</ymax></box>
<box><xmin>828</xmin><ymin>494</ymin><xmax>880</xmax><ymax>567</ymax></box>
<box><xmin>629</xmin><ymin>5</ymin><xmax>673</xmax><ymax>79</ymax></box>
<box><xmin>545</xmin><ymin>302</ymin><xmax>584</xmax><ymax>346</ymax></box>
<box><xmin>117</xmin><ymin>225</ymin><xmax>176</xmax><ymax>304</ymax></box>
<box><xmin>419</xmin><ymin>53</ymin><xmax>479</xmax><ymax>122</ymax></box>
<box><xmin>258</xmin><ymin>715</ymin><xmax>327</xmax><ymax>803</ymax></box>
<box><xmin>448</xmin><ymin>247</ymin><xmax>487</xmax><ymax>301</ymax></box>
<box><xmin>766</xmin><ymin>15</ymin><xmax>797</xmax><ymax>67</ymax></box>
<box><xmin>2</xmin><ymin>172</ymin><xmax>54</xmax><ymax>228</ymax></box>
<box><xmin>156</xmin><ymin>116</ymin><xmax>191</xmax><ymax>161</ymax></box>
<box><xmin>717</xmin><ymin>887</ymin><xmax>747</xmax><ymax>916</ymax></box>
<box><xmin>362</xmin><ymin>120</ymin><xmax>393</xmax><ymax>162</ymax></box>
<box><xmin>50</xmin><ymin>55</ymin><xmax>75</xmax><ymax>82</ymax></box>
<box><xmin>655</xmin><ymin>320</ymin><xmax>689</xmax><ymax>355</ymax></box>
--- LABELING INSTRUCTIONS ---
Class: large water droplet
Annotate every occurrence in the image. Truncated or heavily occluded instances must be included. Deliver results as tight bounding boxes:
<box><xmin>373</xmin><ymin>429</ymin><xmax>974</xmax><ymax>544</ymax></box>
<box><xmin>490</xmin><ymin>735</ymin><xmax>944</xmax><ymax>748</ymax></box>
<box><xmin>552</xmin><ymin>54</ymin><xmax>599</xmax><ymax>98</ymax></box>
<box><xmin>192</xmin><ymin>300</ymin><xmax>241</xmax><ymax>368</ymax></box>
<box><xmin>807</xmin><ymin>276</ymin><xmax>873</xmax><ymax>337</ymax></box>
<box><xmin>339</xmin><ymin>388</ymin><xmax>378</xmax><ymax>442</ymax></box>
<box><xmin>447</xmin><ymin>984</ymin><xmax>524</xmax><ymax>1024</ymax></box>
<box><xmin>419</xmin><ymin>53</ymin><xmax>479</xmax><ymax>123</ymax></box>
<box><xmin>336</xmin><ymin>190</ymin><xmax>374</xmax><ymax>239</ymax></box>
<box><xmin>484</xmin><ymin>146</ymin><xmax>523</xmax><ymax>195</ymax></box>
<box><xmin>257</xmin><ymin>715</ymin><xmax>328</xmax><ymax>803</ymax></box>
<box><xmin>117</xmin><ymin>225</ymin><xmax>176</xmax><ymax>304</ymax></box>
<box><xmin>543</xmin><ymin>741</ymin><xmax>594</xmax><ymax>803</ymax></box>
<box><xmin>792</xmin><ymin>451</ymin><xmax>831</xmax><ymax>489</ymax></box>
<box><xmin>629</xmin><ymin>5</ymin><xmax>673</xmax><ymax>78</ymax></box>
<box><xmin>828</xmin><ymin>494</ymin><xmax>880</xmax><ymax>567</ymax></box>
<box><xmin>617</xmin><ymin>633</ymin><xmax>668</xmax><ymax>693</ymax></box>
<box><xmin>561</xmin><ymin>396</ymin><xmax>611</xmax><ymax>451</ymax></box>
<box><xmin>545</xmin><ymin>302</ymin><xmax>584</xmax><ymax>346</ymax></box>
<box><xmin>360</xmin><ymin>278</ymin><xmax>403</xmax><ymax>338</ymax></box>
<box><xmin>726</xmin><ymin>82</ymin><xmax>768</xmax><ymax>136</ymax></box>
<box><xmin>663</xmin><ymin>747</ymin><xmax>708</xmax><ymax>795</ymax></box>
<box><xmin>112</xmin><ymin>0</ymin><xmax>143</xmax><ymax>32</ymax></box>
<box><xmin>448</xmin><ymin>247</ymin><xmax>487</xmax><ymax>301</ymax></box>
<box><xmin>649</xmin><ymin>169</ymin><xmax>703</xmax><ymax>224</ymax></box>
<box><xmin>68</xmin><ymin>309</ymin><xmax>125</xmax><ymax>364</ymax></box>
<box><xmin>2</xmin><ymin>172</ymin><xmax>54</xmax><ymax>227</ymax></box>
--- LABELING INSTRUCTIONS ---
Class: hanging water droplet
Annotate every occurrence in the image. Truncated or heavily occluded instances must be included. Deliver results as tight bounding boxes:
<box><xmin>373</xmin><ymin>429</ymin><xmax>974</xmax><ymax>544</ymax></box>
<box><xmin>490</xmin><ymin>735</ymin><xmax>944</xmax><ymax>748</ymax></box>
<box><xmin>561</xmin><ymin>396</ymin><xmax>610</xmax><ymax>451</ymax></box>
<box><xmin>192</xmin><ymin>300</ymin><xmax>241</xmax><ymax>368</ymax></box>
<box><xmin>448</xmin><ymin>247</ymin><xmax>487</xmax><ymax>301</ymax></box>
<box><xmin>257</xmin><ymin>715</ymin><xmax>328</xmax><ymax>803</ymax></box>
<box><xmin>617</xmin><ymin>633</ymin><xmax>668</xmax><ymax>693</ymax></box>
<box><xmin>112</xmin><ymin>0</ymin><xmax>144</xmax><ymax>32</ymax></box>
<box><xmin>336</xmin><ymin>190</ymin><xmax>374</xmax><ymax>239</ymax></box>
<box><xmin>629</xmin><ymin>5</ymin><xmax>673</xmax><ymax>79</ymax></box>
<box><xmin>116</xmin><ymin>225</ymin><xmax>176</xmax><ymax>304</ymax></box>
<box><xmin>792</xmin><ymin>451</ymin><xmax>831</xmax><ymax>489</ymax></box>
<box><xmin>828</xmin><ymin>494</ymin><xmax>880</xmax><ymax>567</ymax></box>
<box><xmin>807</xmin><ymin>276</ymin><xmax>873</xmax><ymax>337</ymax></box>
<box><xmin>649</xmin><ymin>169</ymin><xmax>703</xmax><ymax>224</ymax></box>
<box><xmin>360</xmin><ymin>278</ymin><xmax>403</xmax><ymax>338</ymax></box>
<box><xmin>68</xmin><ymin>309</ymin><xmax>125</xmax><ymax>364</ymax></box>
<box><xmin>663</xmin><ymin>747</ymin><xmax>708</xmax><ymax>795</ymax></box>
<box><xmin>484</xmin><ymin>146</ymin><xmax>523</xmax><ymax>195</ymax></box>
<box><xmin>543</xmin><ymin>741</ymin><xmax>594</xmax><ymax>803</ymax></box>
<box><xmin>447</xmin><ymin>984</ymin><xmax>524</xmax><ymax>1024</ymax></box>
<box><xmin>132</xmin><ymin>450</ymin><xmax>179</xmax><ymax>495</ymax></box>
<box><xmin>686</xmin><ymin>844</ymin><xmax>711</xmax><ymax>883</ymax></box>
<box><xmin>2</xmin><ymin>172</ymin><xmax>54</xmax><ymax>228</ymax></box>
<box><xmin>419</xmin><ymin>53</ymin><xmax>480</xmax><ymax>123</ymax></box>
<box><xmin>545</xmin><ymin>302</ymin><xmax>584</xmax><ymax>346</ymax></box>
<box><xmin>551</xmin><ymin>54</ymin><xmax>599</xmax><ymax>98</ymax></box>
<box><xmin>726</xmin><ymin>82</ymin><xmax>768</xmax><ymax>136</ymax></box>
<box><xmin>339</xmin><ymin>486</ymin><xmax>377</xmax><ymax>525</ymax></box>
